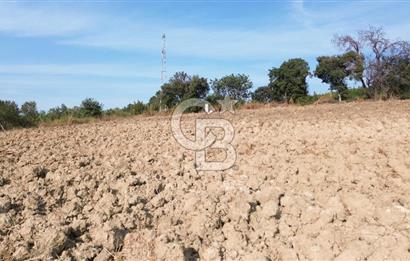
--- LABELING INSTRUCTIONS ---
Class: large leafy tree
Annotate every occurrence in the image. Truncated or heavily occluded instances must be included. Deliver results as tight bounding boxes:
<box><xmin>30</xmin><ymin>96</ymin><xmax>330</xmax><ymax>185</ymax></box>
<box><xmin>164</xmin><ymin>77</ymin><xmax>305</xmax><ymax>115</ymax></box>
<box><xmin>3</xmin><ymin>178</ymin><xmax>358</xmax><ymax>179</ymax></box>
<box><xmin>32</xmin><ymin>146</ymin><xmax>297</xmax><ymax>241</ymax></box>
<box><xmin>211</xmin><ymin>74</ymin><xmax>253</xmax><ymax>101</ymax></box>
<box><xmin>315</xmin><ymin>51</ymin><xmax>364</xmax><ymax>101</ymax></box>
<box><xmin>269</xmin><ymin>58</ymin><xmax>310</xmax><ymax>102</ymax></box>
<box><xmin>153</xmin><ymin>72</ymin><xmax>210</xmax><ymax>109</ymax></box>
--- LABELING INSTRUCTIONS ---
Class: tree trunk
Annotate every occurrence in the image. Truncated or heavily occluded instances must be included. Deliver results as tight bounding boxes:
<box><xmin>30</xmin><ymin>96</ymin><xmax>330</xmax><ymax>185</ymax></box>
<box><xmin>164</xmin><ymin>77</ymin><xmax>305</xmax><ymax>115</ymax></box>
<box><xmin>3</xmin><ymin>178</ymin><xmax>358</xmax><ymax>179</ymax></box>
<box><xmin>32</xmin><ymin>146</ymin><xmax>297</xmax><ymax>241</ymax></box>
<box><xmin>360</xmin><ymin>77</ymin><xmax>367</xmax><ymax>89</ymax></box>
<box><xmin>338</xmin><ymin>93</ymin><xmax>342</xmax><ymax>102</ymax></box>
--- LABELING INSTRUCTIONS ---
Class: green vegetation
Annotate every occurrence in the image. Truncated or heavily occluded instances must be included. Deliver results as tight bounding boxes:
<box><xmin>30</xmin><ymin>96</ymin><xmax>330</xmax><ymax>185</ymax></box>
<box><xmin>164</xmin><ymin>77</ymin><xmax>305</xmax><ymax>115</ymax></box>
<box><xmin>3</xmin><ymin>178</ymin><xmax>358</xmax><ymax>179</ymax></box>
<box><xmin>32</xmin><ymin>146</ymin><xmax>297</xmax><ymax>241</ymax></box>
<box><xmin>295</xmin><ymin>95</ymin><xmax>320</xmax><ymax>106</ymax></box>
<box><xmin>315</xmin><ymin>51</ymin><xmax>364</xmax><ymax>101</ymax></box>
<box><xmin>0</xmin><ymin>100</ymin><xmax>21</xmax><ymax>130</ymax></box>
<box><xmin>1</xmin><ymin>26</ymin><xmax>410</xmax><ymax>130</ymax></box>
<box><xmin>210</xmin><ymin>74</ymin><xmax>253</xmax><ymax>102</ymax></box>
<box><xmin>79</xmin><ymin>98</ymin><xmax>103</xmax><ymax>117</ymax></box>
<box><xmin>269</xmin><ymin>58</ymin><xmax>310</xmax><ymax>102</ymax></box>
<box><xmin>0</xmin><ymin>100</ymin><xmax>40</xmax><ymax>130</ymax></box>
<box><xmin>345</xmin><ymin>88</ymin><xmax>369</xmax><ymax>101</ymax></box>
<box><xmin>252</xmin><ymin>86</ymin><xmax>273</xmax><ymax>103</ymax></box>
<box><xmin>149</xmin><ymin>72</ymin><xmax>210</xmax><ymax>110</ymax></box>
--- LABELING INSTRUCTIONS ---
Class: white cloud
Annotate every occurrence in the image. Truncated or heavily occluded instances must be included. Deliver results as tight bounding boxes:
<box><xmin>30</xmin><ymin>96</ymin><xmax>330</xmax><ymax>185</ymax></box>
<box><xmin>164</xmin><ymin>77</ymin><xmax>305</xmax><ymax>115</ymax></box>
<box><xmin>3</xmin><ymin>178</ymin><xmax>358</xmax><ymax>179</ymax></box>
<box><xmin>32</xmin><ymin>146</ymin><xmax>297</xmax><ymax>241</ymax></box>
<box><xmin>0</xmin><ymin>4</ymin><xmax>97</xmax><ymax>37</ymax></box>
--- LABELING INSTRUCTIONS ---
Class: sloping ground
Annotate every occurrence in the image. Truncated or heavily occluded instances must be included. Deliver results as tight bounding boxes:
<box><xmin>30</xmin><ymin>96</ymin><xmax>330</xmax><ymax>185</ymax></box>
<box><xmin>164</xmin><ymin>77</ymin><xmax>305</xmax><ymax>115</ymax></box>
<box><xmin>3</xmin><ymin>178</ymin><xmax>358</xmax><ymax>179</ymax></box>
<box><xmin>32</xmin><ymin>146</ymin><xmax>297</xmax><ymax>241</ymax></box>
<box><xmin>1</xmin><ymin>101</ymin><xmax>410</xmax><ymax>260</ymax></box>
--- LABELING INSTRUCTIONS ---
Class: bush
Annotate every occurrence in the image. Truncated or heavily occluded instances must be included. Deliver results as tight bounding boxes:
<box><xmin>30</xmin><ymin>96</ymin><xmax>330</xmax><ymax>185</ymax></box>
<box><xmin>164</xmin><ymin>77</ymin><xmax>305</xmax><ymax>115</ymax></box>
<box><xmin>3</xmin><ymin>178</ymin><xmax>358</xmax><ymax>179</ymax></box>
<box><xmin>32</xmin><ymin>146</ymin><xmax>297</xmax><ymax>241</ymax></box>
<box><xmin>44</xmin><ymin>104</ymin><xmax>69</xmax><ymax>121</ymax></box>
<box><xmin>105</xmin><ymin>108</ymin><xmax>131</xmax><ymax>117</ymax></box>
<box><xmin>79</xmin><ymin>98</ymin><xmax>103</xmax><ymax>117</ymax></box>
<box><xmin>125</xmin><ymin>101</ymin><xmax>146</xmax><ymax>115</ymax></box>
<box><xmin>296</xmin><ymin>95</ymin><xmax>319</xmax><ymax>106</ymax></box>
<box><xmin>400</xmin><ymin>91</ymin><xmax>410</xmax><ymax>100</ymax></box>
<box><xmin>345</xmin><ymin>88</ymin><xmax>369</xmax><ymax>101</ymax></box>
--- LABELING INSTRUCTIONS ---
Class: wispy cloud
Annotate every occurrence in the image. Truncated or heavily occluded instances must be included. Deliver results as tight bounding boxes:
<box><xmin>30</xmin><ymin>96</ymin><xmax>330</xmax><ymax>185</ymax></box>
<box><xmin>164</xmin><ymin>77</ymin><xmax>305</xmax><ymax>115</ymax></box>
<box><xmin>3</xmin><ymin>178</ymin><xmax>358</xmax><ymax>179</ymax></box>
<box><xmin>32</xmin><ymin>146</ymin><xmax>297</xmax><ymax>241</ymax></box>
<box><xmin>291</xmin><ymin>0</ymin><xmax>314</xmax><ymax>29</ymax></box>
<box><xmin>0</xmin><ymin>4</ymin><xmax>97</xmax><ymax>37</ymax></box>
<box><xmin>63</xmin><ymin>26</ymin><xmax>335</xmax><ymax>61</ymax></box>
<box><xmin>0</xmin><ymin>64</ymin><xmax>158</xmax><ymax>79</ymax></box>
<box><xmin>1</xmin><ymin>2</ymin><xmax>407</xmax><ymax>61</ymax></box>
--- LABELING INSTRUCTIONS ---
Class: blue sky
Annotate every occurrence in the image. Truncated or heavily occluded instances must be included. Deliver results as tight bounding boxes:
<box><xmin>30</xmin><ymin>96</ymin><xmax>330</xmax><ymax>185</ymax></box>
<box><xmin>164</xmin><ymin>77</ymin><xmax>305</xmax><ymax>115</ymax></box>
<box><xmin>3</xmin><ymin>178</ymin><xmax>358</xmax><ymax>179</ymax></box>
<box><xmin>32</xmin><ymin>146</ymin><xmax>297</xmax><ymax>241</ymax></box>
<box><xmin>1</xmin><ymin>0</ymin><xmax>410</xmax><ymax>110</ymax></box>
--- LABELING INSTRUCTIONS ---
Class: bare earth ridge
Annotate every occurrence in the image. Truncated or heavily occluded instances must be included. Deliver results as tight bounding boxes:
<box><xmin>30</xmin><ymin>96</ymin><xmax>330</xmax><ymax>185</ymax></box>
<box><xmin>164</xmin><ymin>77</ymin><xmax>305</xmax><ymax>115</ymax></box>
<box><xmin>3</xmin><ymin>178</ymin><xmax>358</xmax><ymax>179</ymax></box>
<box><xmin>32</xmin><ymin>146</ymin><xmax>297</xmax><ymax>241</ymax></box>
<box><xmin>1</xmin><ymin>101</ymin><xmax>410</xmax><ymax>260</ymax></box>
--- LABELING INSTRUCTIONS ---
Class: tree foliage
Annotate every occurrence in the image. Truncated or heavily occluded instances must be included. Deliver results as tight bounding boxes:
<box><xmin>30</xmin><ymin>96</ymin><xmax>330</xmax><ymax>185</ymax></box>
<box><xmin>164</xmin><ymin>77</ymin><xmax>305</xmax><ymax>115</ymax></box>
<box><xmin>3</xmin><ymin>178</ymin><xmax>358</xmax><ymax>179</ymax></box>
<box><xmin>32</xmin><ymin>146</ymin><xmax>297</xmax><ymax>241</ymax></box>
<box><xmin>151</xmin><ymin>72</ymin><xmax>210</xmax><ymax>109</ymax></box>
<box><xmin>20</xmin><ymin>101</ymin><xmax>39</xmax><ymax>126</ymax></box>
<box><xmin>79</xmin><ymin>98</ymin><xmax>103</xmax><ymax>117</ymax></box>
<box><xmin>46</xmin><ymin>104</ymin><xmax>69</xmax><ymax>120</ymax></box>
<box><xmin>125</xmin><ymin>100</ymin><xmax>146</xmax><ymax>115</ymax></box>
<box><xmin>0</xmin><ymin>100</ymin><xmax>40</xmax><ymax>129</ymax></box>
<box><xmin>211</xmin><ymin>74</ymin><xmax>252</xmax><ymax>101</ymax></box>
<box><xmin>0</xmin><ymin>100</ymin><xmax>20</xmax><ymax>130</ymax></box>
<box><xmin>386</xmin><ymin>56</ymin><xmax>410</xmax><ymax>98</ymax></box>
<box><xmin>315</xmin><ymin>51</ymin><xmax>364</xmax><ymax>101</ymax></box>
<box><xmin>252</xmin><ymin>86</ymin><xmax>273</xmax><ymax>103</ymax></box>
<box><xmin>269</xmin><ymin>58</ymin><xmax>310</xmax><ymax>102</ymax></box>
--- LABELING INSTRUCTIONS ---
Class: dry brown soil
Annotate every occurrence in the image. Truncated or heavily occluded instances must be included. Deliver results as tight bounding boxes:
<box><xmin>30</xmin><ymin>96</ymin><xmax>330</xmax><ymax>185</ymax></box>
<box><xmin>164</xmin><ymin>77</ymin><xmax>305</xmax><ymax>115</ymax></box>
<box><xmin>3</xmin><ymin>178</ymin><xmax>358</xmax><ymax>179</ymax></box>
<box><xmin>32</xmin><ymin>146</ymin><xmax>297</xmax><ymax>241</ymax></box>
<box><xmin>1</xmin><ymin>101</ymin><xmax>410</xmax><ymax>260</ymax></box>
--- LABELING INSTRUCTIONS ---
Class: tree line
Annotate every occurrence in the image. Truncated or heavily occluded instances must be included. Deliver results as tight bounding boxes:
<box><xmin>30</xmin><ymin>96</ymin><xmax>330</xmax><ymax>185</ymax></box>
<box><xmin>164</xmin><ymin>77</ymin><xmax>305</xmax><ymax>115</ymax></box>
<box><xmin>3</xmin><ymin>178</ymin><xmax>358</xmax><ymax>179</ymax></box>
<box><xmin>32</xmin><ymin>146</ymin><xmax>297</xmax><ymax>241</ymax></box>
<box><xmin>148</xmin><ymin>26</ymin><xmax>410</xmax><ymax>108</ymax></box>
<box><xmin>1</xmin><ymin>26</ymin><xmax>409</xmax><ymax>130</ymax></box>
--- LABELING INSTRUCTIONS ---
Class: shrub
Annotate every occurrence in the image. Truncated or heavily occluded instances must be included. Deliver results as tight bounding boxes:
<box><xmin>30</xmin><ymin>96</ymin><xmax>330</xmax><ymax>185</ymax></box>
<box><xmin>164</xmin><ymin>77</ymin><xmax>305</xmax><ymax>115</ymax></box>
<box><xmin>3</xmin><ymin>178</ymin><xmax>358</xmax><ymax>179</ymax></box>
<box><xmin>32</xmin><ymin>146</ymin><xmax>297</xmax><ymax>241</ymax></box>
<box><xmin>125</xmin><ymin>101</ymin><xmax>146</xmax><ymax>115</ymax></box>
<box><xmin>296</xmin><ymin>95</ymin><xmax>320</xmax><ymax>106</ymax></box>
<box><xmin>400</xmin><ymin>91</ymin><xmax>410</xmax><ymax>100</ymax></box>
<box><xmin>105</xmin><ymin>108</ymin><xmax>131</xmax><ymax>117</ymax></box>
<box><xmin>345</xmin><ymin>88</ymin><xmax>369</xmax><ymax>101</ymax></box>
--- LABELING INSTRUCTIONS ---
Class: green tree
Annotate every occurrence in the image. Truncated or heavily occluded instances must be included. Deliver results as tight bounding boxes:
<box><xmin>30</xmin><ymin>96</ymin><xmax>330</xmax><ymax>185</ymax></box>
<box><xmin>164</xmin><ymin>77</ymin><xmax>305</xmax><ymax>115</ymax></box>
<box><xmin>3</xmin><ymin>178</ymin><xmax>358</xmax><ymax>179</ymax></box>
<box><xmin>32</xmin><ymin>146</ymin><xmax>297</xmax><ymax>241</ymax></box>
<box><xmin>20</xmin><ymin>101</ymin><xmax>39</xmax><ymax>126</ymax></box>
<box><xmin>187</xmin><ymin>75</ymin><xmax>210</xmax><ymax>99</ymax></box>
<box><xmin>150</xmin><ymin>72</ymin><xmax>210</xmax><ymax>110</ymax></box>
<box><xmin>211</xmin><ymin>74</ymin><xmax>253</xmax><ymax>101</ymax></box>
<box><xmin>79</xmin><ymin>98</ymin><xmax>103</xmax><ymax>117</ymax></box>
<box><xmin>315</xmin><ymin>51</ymin><xmax>364</xmax><ymax>101</ymax></box>
<box><xmin>386</xmin><ymin>56</ymin><xmax>410</xmax><ymax>98</ymax></box>
<box><xmin>252</xmin><ymin>86</ymin><xmax>273</xmax><ymax>103</ymax></box>
<box><xmin>0</xmin><ymin>100</ymin><xmax>20</xmax><ymax>130</ymax></box>
<box><xmin>269</xmin><ymin>58</ymin><xmax>310</xmax><ymax>102</ymax></box>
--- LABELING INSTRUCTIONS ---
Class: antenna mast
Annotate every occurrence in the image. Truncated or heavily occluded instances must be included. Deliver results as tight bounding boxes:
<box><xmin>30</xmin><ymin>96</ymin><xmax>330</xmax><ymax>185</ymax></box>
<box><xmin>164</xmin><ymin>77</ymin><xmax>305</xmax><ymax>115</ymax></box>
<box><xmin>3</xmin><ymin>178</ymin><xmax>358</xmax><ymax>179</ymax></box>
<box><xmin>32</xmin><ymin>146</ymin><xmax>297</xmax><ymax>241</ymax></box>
<box><xmin>160</xmin><ymin>33</ymin><xmax>167</xmax><ymax>111</ymax></box>
<box><xmin>161</xmin><ymin>33</ymin><xmax>167</xmax><ymax>85</ymax></box>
